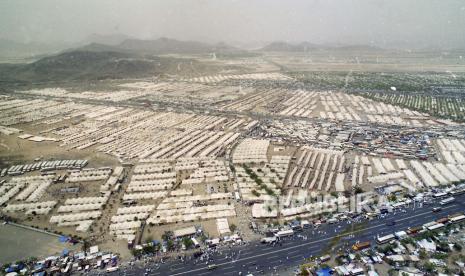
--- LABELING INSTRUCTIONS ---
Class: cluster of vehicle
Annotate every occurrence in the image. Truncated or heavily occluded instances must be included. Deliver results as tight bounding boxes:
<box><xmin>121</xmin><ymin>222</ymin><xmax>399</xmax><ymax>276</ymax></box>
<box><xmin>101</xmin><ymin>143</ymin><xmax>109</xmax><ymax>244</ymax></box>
<box><xmin>352</xmin><ymin>212</ymin><xmax>465</xmax><ymax>251</ymax></box>
<box><xmin>1</xmin><ymin>159</ymin><xmax>88</xmax><ymax>176</ymax></box>
<box><xmin>257</xmin><ymin>185</ymin><xmax>464</xmax><ymax>249</ymax></box>
<box><xmin>4</xmin><ymin>253</ymin><xmax>119</xmax><ymax>276</ymax></box>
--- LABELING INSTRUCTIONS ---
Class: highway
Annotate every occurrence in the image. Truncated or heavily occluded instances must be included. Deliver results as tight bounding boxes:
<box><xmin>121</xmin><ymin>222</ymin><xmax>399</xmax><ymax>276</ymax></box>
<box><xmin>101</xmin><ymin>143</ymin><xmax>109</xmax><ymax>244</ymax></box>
<box><xmin>109</xmin><ymin>195</ymin><xmax>465</xmax><ymax>276</ymax></box>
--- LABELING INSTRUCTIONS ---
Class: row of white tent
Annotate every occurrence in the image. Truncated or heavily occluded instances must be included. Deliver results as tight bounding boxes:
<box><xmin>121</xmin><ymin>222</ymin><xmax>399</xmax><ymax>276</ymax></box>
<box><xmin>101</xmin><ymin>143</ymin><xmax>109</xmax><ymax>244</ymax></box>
<box><xmin>110</xmin><ymin>204</ymin><xmax>154</xmax><ymax>240</ymax></box>
<box><xmin>4</xmin><ymin>201</ymin><xmax>57</xmax><ymax>215</ymax></box>
<box><xmin>50</xmin><ymin>210</ymin><xmax>102</xmax><ymax>224</ymax></box>
<box><xmin>67</xmin><ymin>168</ymin><xmax>112</xmax><ymax>182</ymax></box>
<box><xmin>65</xmin><ymin>194</ymin><xmax>110</xmax><ymax>205</ymax></box>
<box><xmin>57</xmin><ymin>202</ymin><xmax>105</xmax><ymax>213</ymax></box>
<box><xmin>122</xmin><ymin>191</ymin><xmax>168</xmax><ymax>201</ymax></box>
<box><xmin>233</xmin><ymin>138</ymin><xmax>270</xmax><ymax>164</ymax></box>
<box><xmin>181</xmin><ymin>161</ymin><xmax>230</xmax><ymax>185</ymax></box>
<box><xmin>185</xmin><ymin>72</ymin><xmax>292</xmax><ymax>83</ymax></box>
<box><xmin>0</xmin><ymin>183</ymin><xmax>26</xmax><ymax>206</ymax></box>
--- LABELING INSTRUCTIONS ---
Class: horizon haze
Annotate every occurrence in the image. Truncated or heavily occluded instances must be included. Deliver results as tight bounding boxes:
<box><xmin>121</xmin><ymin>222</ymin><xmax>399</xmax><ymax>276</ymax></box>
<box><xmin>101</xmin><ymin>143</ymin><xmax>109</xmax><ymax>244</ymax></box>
<box><xmin>0</xmin><ymin>0</ymin><xmax>464</xmax><ymax>51</ymax></box>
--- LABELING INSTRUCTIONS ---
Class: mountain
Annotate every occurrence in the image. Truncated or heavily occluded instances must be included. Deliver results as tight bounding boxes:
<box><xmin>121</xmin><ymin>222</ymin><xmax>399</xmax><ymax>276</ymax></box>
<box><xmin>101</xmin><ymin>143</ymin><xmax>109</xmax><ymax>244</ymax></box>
<box><xmin>0</xmin><ymin>37</ymin><xmax>252</xmax><ymax>86</ymax></box>
<box><xmin>70</xmin><ymin>38</ymin><xmax>256</xmax><ymax>58</ymax></box>
<box><xmin>67</xmin><ymin>37</ymin><xmax>255</xmax><ymax>58</ymax></box>
<box><xmin>117</xmin><ymin>37</ymin><xmax>240</xmax><ymax>55</ymax></box>
<box><xmin>84</xmin><ymin>33</ymin><xmax>133</xmax><ymax>46</ymax></box>
<box><xmin>69</xmin><ymin>43</ymin><xmax>129</xmax><ymax>53</ymax></box>
<box><xmin>0</xmin><ymin>50</ymin><xmax>220</xmax><ymax>85</ymax></box>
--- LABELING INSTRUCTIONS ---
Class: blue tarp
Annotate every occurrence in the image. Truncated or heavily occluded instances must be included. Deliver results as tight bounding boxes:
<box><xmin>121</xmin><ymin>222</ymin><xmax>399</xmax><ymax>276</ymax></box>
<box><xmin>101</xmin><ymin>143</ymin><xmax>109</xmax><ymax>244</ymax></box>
<box><xmin>59</xmin><ymin>235</ymin><xmax>69</xmax><ymax>243</ymax></box>
<box><xmin>316</xmin><ymin>267</ymin><xmax>332</xmax><ymax>276</ymax></box>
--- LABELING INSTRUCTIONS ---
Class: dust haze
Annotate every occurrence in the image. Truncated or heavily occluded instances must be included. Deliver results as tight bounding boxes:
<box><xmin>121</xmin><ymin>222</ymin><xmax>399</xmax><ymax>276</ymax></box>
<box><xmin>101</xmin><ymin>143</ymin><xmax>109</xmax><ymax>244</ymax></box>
<box><xmin>1</xmin><ymin>0</ymin><xmax>464</xmax><ymax>50</ymax></box>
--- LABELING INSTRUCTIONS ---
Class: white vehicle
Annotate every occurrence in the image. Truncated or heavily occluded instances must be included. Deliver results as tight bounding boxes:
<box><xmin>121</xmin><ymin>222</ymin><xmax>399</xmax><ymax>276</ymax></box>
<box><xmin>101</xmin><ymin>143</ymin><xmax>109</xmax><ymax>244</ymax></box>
<box><xmin>427</xmin><ymin>223</ymin><xmax>445</xmax><ymax>231</ymax></box>
<box><xmin>450</xmin><ymin>215</ymin><xmax>465</xmax><ymax>223</ymax></box>
<box><xmin>301</xmin><ymin>220</ymin><xmax>311</xmax><ymax>228</ymax></box>
<box><xmin>394</xmin><ymin>231</ymin><xmax>407</xmax><ymax>239</ymax></box>
<box><xmin>191</xmin><ymin>237</ymin><xmax>200</xmax><ymax>248</ymax></box>
<box><xmin>275</xmin><ymin>229</ymin><xmax>294</xmax><ymax>238</ymax></box>
<box><xmin>439</xmin><ymin>196</ymin><xmax>455</xmax><ymax>205</ymax></box>
<box><xmin>106</xmin><ymin>266</ymin><xmax>119</xmax><ymax>273</ymax></box>
<box><xmin>422</xmin><ymin>221</ymin><xmax>437</xmax><ymax>229</ymax></box>
<box><xmin>376</xmin><ymin>234</ymin><xmax>395</xmax><ymax>244</ymax></box>
<box><xmin>261</xmin><ymin>236</ymin><xmax>277</xmax><ymax>243</ymax></box>
<box><xmin>433</xmin><ymin>192</ymin><xmax>448</xmax><ymax>199</ymax></box>
<box><xmin>327</xmin><ymin>218</ymin><xmax>338</xmax><ymax>224</ymax></box>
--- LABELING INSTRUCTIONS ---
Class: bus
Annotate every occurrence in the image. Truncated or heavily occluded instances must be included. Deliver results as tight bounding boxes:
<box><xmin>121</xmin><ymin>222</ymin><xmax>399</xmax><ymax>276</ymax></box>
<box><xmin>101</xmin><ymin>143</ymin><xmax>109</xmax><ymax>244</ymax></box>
<box><xmin>352</xmin><ymin>241</ymin><xmax>370</xmax><ymax>251</ymax></box>
<box><xmin>275</xmin><ymin>229</ymin><xmax>294</xmax><ymax>238</ymax></box>
<box><xmin>433</xmin><ymin>192</ymin><xmax>448</xmax><ymax>199</ymax></box>
<box><xmin>436</xmin><ymin>217</ymin><xmax>449</xmax><ymax>224</ymax></box>
<box><xmin>427</xmin><ymin>223</ymin><xmax>445</xmax><ymax>231</ymax></box>
<box><xmin>261</xmin><ymin>237</ymin><xmax>277</xmax><ymax>244</ymax></box>
<box><xmin>376</xmin><ymin>234</ymin><xmax>395</xmax><ymax>244</ymax></box>
<box><xmin>450</xmin><ymin>189</ymin><xmax>465</xmax><ymax>196</ymax></box>
<box><xmin>450</xmin><ymin>215</ymin><xmax>465</xmax><ymax>224</ymax></box>
<box><xmin>440</xmin><ymin>197</ymin><xmax>455</xmax><ymax>205</ymax></box>
<box><xmin>422</xmin><ymin>221</ymin><xmax>437</xmax><ymax>229</ymax></box>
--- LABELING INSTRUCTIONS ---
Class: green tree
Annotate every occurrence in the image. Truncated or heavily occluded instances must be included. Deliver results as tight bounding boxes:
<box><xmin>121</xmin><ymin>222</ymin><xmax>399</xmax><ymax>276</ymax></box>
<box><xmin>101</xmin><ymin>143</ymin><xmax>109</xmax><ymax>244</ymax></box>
<box><xmin>387</xmin><ymin>194</ymin><xmax>397</xmax><ymax>202</ymax></box>
<box><xmin>182</xmin><ymin>237</ymin><xmax>193</xmax><ymax>249</ymax></box>
<box><xmin>143</xmin><ymin>245</ymin><xmax>155</xmax><ymax>254</ymax></box>
<box><xmin>419</xmin><ymin>249</ymin><xmax>427</xmax><ymax>259</ymax></box>
<box><xmin>167</xmin><ymin>239</ymin><xmax>174</xmax><ymax>250</ymax></box>
<box><xmin>424</xmin><ymin>262</ymin><xmax>436</xmax><ymax>273</ymax></box>
<box><xmin>162</xmin><ymin>231</ymin><xmax>173</xmax><ymax>242</ymax></box>
<box><xmin>131</xmin><ymin>248</ymin><xmax>142</xmax><ymax>258</ymax></box>
<box><xmin>81</xmin><ymin>239</ymin><xmax>90</xmax><ymax>253</ymax></box>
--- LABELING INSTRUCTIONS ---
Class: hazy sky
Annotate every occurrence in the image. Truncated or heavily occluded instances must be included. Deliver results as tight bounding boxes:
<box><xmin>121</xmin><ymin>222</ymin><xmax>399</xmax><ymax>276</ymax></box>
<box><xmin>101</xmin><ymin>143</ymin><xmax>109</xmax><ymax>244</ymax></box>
<box><xmin>1</xmin><ymin>0</ymin><xmax>465</xmax><ymax>49</ymax></box>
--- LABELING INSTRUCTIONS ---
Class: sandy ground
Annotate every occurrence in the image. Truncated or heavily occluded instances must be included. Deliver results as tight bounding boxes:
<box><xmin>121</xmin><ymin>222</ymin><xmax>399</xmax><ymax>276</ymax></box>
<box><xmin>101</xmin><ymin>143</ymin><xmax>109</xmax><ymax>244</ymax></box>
<box><xmin>0</xmin><ymin>132</ymin><xmax>119</xmax><ymax>168</ymax></box>
<box><xmin>0</xmin><ymin>223</ymin><xmax>80</xmax><ymax>264</ymax></box>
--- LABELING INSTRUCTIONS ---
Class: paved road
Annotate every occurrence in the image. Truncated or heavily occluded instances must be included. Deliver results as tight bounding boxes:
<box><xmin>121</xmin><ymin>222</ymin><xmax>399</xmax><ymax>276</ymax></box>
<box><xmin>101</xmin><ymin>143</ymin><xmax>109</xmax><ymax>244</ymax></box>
<box><xmin>106</xmin><ymin>195</ymin><xmax>464</xmax><ymax>276</ymax></box>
